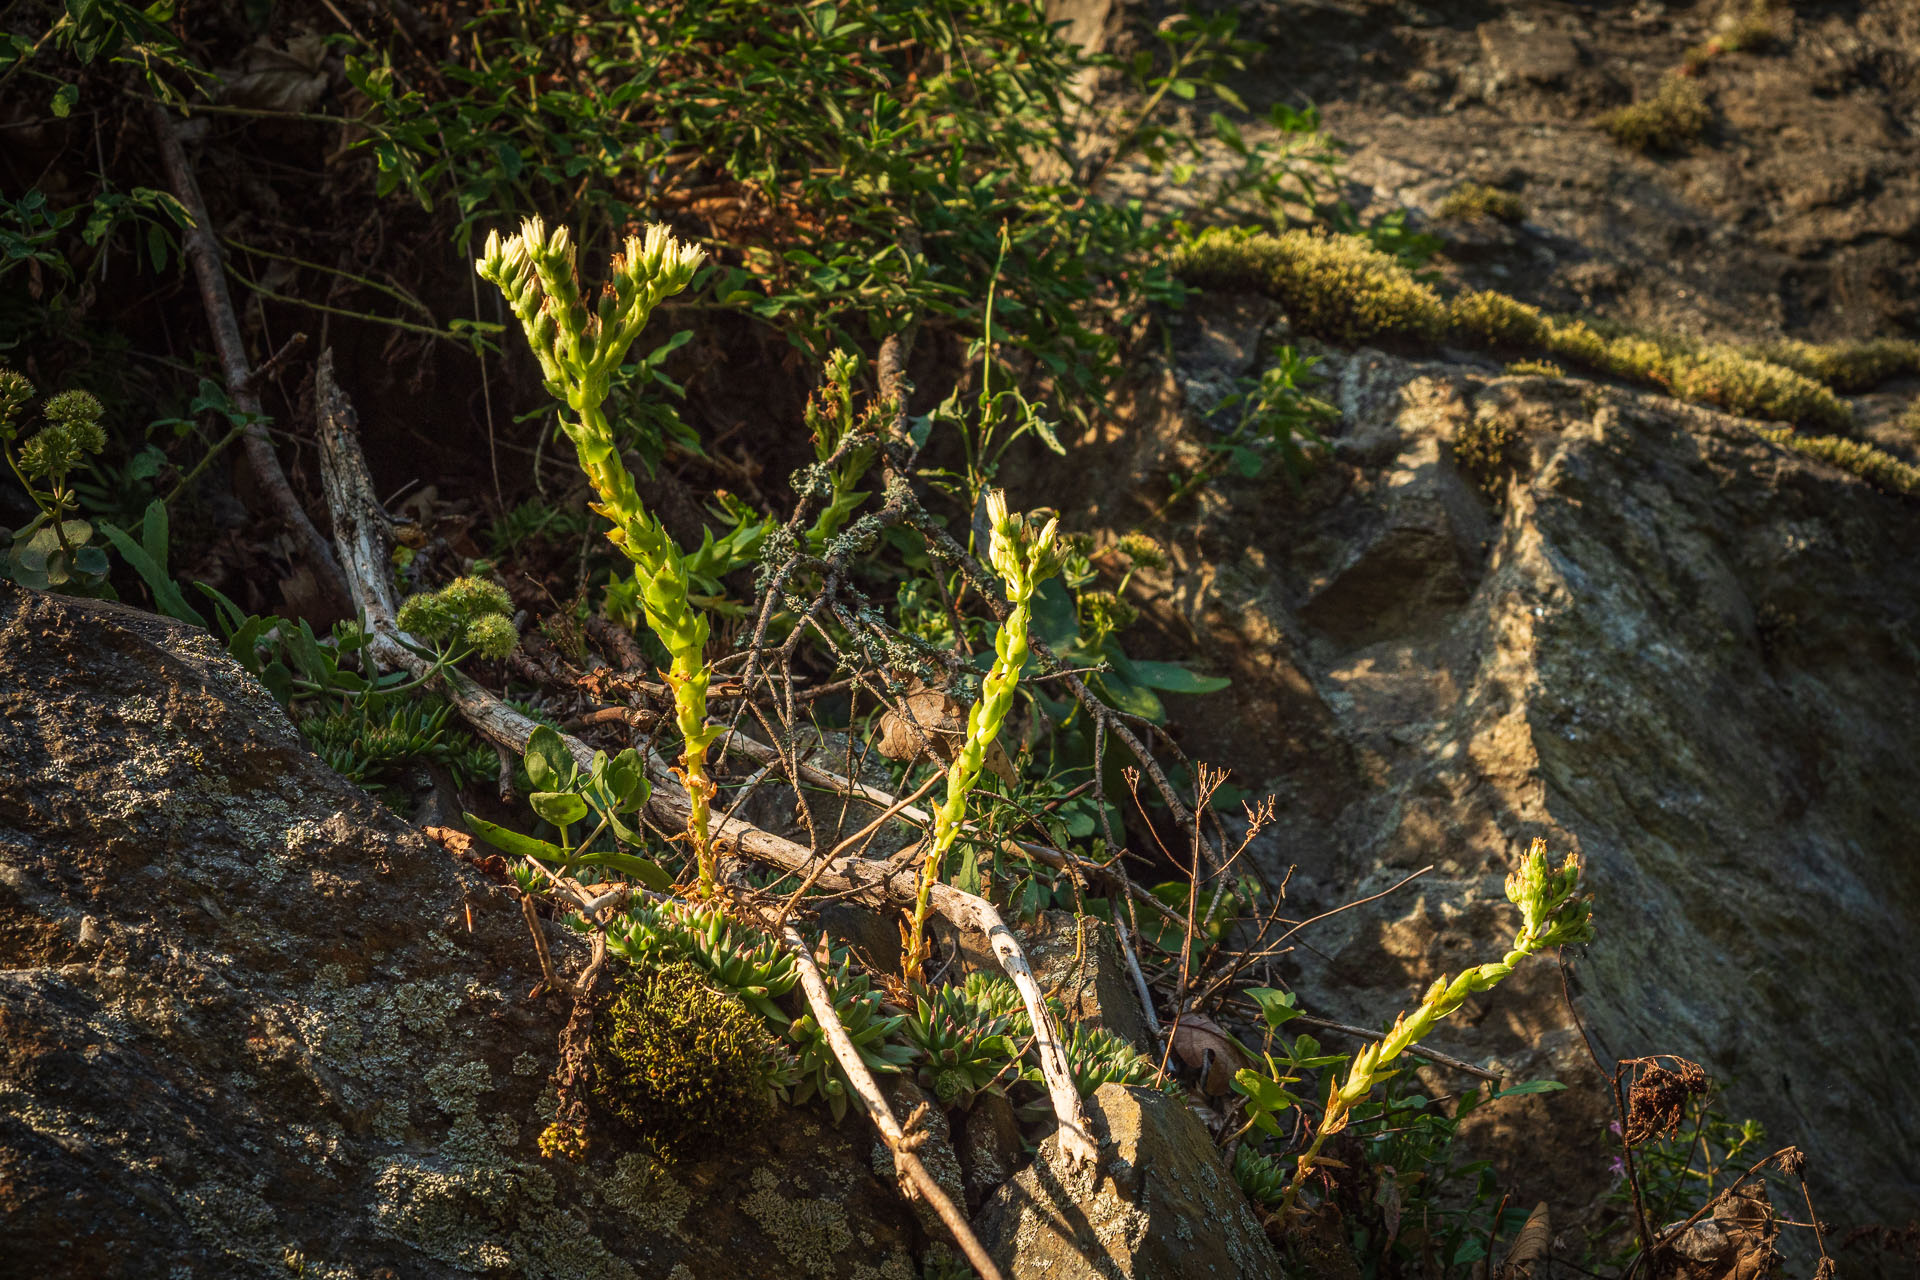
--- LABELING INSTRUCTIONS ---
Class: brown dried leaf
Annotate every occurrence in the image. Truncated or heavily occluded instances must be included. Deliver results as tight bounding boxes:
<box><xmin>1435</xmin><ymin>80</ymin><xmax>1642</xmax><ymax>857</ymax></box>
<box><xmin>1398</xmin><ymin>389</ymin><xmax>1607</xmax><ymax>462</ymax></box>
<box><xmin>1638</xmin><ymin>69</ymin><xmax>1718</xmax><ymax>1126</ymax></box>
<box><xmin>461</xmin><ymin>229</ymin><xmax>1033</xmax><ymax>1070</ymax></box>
<box><xmin>221</xmin><ymin>35</ymin><xmax>330</xmax><ymax>114</ymax></box>
<box><xmin>875</xmin><ymin>680</ymin><xmax>1016</xmax><ymax>784</ymax></box>
<box><xmin>1497</xmin><ymin>1202</ymin><xmax>1551</xmax><ymax>1280</ymax></box>
<box><xmin>1171</xmin><ymin>1013</ymin><xmax>1249</xmax><ymax>1095</ymax></box>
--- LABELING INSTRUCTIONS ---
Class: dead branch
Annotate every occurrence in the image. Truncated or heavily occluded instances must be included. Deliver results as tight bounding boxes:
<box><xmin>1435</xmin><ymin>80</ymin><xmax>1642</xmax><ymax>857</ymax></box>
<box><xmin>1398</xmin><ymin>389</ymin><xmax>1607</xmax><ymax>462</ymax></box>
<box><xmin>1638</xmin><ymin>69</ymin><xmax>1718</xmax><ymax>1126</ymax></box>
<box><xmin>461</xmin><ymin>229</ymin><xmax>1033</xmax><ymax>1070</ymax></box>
<box><xmin>313</xmin><ymin>349</ymin><xmax>1098</xmax><ymax>1168</ymax></box>
<box><xmin>149</xmin><ymin>103</ymin><xmax>350</xmax><ymax>613</ymax></box>
<box><xmin>781</xmin><ymin>924</ymin><xmax>1004</xmax><ymax>1280</ymax></box>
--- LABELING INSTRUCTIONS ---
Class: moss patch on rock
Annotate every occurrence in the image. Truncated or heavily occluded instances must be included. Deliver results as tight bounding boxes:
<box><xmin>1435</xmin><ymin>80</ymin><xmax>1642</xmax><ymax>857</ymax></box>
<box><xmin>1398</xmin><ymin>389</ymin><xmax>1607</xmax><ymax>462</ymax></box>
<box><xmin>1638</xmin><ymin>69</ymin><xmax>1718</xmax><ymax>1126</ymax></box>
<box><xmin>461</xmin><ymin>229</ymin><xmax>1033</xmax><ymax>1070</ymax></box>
<box><xmin>593</xmin><ymin>959</ymin><xmax>794</xmax><ymax>1152</ymax></box>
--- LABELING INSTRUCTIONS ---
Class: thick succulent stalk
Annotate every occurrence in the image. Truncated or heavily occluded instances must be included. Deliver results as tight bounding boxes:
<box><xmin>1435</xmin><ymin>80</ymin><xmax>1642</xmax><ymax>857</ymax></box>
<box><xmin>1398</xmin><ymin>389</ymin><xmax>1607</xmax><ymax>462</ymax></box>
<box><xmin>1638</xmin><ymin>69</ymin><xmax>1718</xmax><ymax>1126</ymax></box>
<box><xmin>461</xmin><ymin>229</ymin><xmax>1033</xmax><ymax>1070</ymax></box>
<box><xmin>1279</xmin><ymin>840</ymin><xmax>1593</xmax><ymax>1213</ymax></box>
<box><xmin>905</xmin><ymin>492</ymin><xmax>1057</xmax><ymax>980</ymax></box>
<box><xmin>477</xmin><ymin>219</ymin><xmax>723</xmax><ymax>892</ymax></box>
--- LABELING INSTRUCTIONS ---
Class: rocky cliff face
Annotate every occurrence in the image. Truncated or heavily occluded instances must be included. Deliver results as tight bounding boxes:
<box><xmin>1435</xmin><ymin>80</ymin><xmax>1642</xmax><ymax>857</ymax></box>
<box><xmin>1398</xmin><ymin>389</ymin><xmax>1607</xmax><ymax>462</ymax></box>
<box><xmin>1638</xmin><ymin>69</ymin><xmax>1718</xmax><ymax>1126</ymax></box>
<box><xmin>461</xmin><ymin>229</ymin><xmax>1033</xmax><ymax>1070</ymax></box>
<box><xmin>1099</xmin><ymin>299</ymin><xmax>1920</xmax><ymax>1258</ymax></box>
<box><xmin>0</xmin><ymin>589</ymin><xmax>924</xmax><ymax>1279</ymax></box>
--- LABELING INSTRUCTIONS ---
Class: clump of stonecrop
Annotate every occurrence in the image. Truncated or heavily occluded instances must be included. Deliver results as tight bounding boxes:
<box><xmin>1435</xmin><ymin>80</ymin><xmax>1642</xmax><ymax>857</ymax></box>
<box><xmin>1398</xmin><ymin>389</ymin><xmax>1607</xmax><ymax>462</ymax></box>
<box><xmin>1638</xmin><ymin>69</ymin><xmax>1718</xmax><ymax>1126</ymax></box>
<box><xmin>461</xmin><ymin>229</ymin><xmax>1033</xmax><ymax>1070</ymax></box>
<box><xmin>396</xmin><ymin>575</ymin><xmax>519</xmax><ymax>660</ymax></box>
<box><xmin>1270</xmin><ymin>839</ymin><xmax>1593</xmax><ymax>1213</ymax></box>
<box><xmin>905</xmin><ymin>490</ymin><xmax>1062</xmax><ymax>979</ymax></box>
<box><xmin>0</xmin><ymin>368</ymin><xmax>112</xmax><ymax>592</ymax></box>
<box><xmin>476</xmin><ymin>218</ymin><xmax>728</xmax><ymax>896</ymax></box>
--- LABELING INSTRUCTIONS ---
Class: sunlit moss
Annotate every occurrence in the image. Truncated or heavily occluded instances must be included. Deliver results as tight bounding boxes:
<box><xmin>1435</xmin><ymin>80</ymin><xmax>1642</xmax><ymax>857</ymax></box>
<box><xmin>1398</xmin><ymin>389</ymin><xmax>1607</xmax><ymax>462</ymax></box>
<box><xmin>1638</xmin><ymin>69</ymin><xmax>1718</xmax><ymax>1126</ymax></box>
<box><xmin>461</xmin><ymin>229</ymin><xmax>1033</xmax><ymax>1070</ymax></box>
<box><xmin>1172</xmin><ymin>228</ymin><xmax>1448</xmax><ymax>345</ymax></box>
<box><xmin>594</xmin><ymin>960</ymin><xmax>795</xmax><ymax>1152</ymax></box>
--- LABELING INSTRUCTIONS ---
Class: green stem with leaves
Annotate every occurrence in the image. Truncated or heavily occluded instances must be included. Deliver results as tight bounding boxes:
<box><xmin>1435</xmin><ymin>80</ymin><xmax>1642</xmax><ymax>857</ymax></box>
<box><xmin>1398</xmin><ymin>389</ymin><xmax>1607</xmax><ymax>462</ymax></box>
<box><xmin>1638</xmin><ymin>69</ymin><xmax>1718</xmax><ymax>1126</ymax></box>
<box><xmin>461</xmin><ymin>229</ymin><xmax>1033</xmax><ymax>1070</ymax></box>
<box><xmin>1279</xmin><ymin>840</ymin><xmax>1594</xmax><ymax>1214</ymax></box>
<box><xmin>905</xmin><ymin>491</ymin><xmax>1058</xmax><ymax>979</ymax></box>
<box><xmin>475</xmin><ymin>218</ymin><xmax>723</xmax><ymax>893</ymax></box>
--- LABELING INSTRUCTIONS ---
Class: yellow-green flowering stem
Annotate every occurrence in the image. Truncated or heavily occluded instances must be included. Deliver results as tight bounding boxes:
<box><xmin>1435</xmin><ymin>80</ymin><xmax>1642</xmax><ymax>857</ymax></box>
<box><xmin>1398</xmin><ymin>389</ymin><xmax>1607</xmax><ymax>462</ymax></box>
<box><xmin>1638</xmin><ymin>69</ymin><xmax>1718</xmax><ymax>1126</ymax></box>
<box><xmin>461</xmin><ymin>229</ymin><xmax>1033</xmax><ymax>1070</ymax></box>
<box><xmin>905</xmin><ymin>492</ymin><xmax>1058</xmax><ymax>980</ymax></box>
<box><xmin>476</xmin><ymin>217</ymin><xmax>723</xmax><ymax>893</ymax></box>
<box><xmin>1278</xmin><ymin>840</ymin><xmax>1593</xmax><ymax>1214</ymax></box>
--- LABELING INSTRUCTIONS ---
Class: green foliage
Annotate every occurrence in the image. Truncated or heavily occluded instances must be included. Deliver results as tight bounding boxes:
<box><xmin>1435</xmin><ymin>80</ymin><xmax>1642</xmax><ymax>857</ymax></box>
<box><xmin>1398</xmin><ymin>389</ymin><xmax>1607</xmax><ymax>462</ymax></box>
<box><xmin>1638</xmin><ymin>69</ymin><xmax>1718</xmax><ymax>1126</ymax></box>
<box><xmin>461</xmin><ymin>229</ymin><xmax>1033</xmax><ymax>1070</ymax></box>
<box><xmin>595</xmin><ymin>959</ymin><xmax>797</xmax><ymax>1152</ymax></box>
<box><xmin>1437</xmin><ymin>183</ymin><xmax>1526</xmax><ymax>225</ymax></box>
<box><xmin>801</xmin><ymin>349</ymin><xmax>883</xmax><ymax>552</ymax></box>
<box><xmin>1505</xmin><ymin>359</ymin><xmax>1565</xmax><ymax>379</ymax></box>
<box><xmin>1234</xmin><ymin>1144</ymin><xmax>1290</xmax><ymax>1211</ymax></box>
<box><xmin>0</xmin><ymin>368</ymin><xmax>111</xmax><ymax>592</ymax></box>
<box><xmin>345</xmin><ymin>0</ymin><xmax>1327</xmax><ymax>416</ymax></box>
<box><xmin>302</xmin><ymin>695</ymin><xmax>496</xmax><ymax>792</ymax></box>
<box><xmin>1054</xmin><ymin>1022</ymin><xmax>1164</xmax><ymax>1098</ymax></box>
<box><xmin>467</xmin><ymin>724</ymin><xmax>666</xmax><ymax>889</ymax></box>
<box><xmin>1173</xmin><ymin>228</ymin><xmax>1449</xmax><ymax>345</ymax></box>
<box><xmin>1178</xmin><ymin>349</ymin><xmax>1339</xmax><ymax>498</ymax></box>
<box><xmin>1607</xmin><ymin>1087</ymin><xmax>1771</xmax><ymax>1266</ymax></box>
<box><xmin>904</xmin><ymin>978</ymin><xmax>1023</xmax><ymax>1106</ymax></box>
<box><xmin>397</xmin><ymin>575</ymin><xmax>519</xmax><ymax>660</ymax></box>
<box><xmin>787</xmin><ymin>950</ymin><xmax>915</xmax><ymax>1123</ymax></box>
<box><xmin>1601</xmin><ymin>77</ymin><xmax>1711</xmax><ymax>153</ymax></box>
<box><xmin>1756</xmin><ymin>427</ymin><xmax>1919</xmax><ymax>496</ymax></box>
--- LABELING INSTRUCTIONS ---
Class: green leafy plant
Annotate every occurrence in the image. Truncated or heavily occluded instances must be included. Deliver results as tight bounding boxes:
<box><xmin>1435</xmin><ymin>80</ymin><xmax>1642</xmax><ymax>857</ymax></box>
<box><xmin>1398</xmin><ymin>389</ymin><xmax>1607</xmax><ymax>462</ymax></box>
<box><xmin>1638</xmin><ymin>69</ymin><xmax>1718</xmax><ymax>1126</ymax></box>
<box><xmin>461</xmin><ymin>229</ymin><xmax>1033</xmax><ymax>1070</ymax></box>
<box><xmin>476</xmin><ymin>217</ymin><xmax>728</xmax><ymax>892</ymax></box>
<box><xmin>787</xmin><ymin>948</ymin><xmax>915</xmax><ymax>1122</ymax></box>
<box><xmin>467</xmin><ymin>724</ymin><xmax>667</xmax><ymax>891</ymax></box>
<box><xmin>903</xmin><ymin>980</ymin><xmax>1023</xmax><ymax>1106</ymax></box>
<box><xmin>1169</xmin><ymin>348</ymin><xmax>1339</xmax><ymax>505</ymax></box>
<box><xmin>0</xmin><ymin>370</ymin><xmax>112</xmax><ymax>592</ymax></box>
<box><xmin>905</xmin><ymin>490</ymin><xmax>1061</xmax><ymax>978</ymax></box>
<box><xmin>1234</xmin><ymin>840</ymin><xmax>1594</xmax><ymax>1215</ymax></box>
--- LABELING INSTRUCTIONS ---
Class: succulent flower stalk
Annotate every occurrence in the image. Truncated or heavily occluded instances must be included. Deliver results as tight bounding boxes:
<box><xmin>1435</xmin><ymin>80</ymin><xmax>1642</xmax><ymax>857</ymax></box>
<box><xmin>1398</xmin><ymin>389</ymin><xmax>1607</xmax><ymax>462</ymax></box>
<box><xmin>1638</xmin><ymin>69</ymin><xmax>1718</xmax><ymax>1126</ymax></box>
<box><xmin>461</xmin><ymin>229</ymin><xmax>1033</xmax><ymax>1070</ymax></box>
<box><xmin>1278</xmin><ymin>839</ymin><xmax>1593</xmax><ymax>1214</ymax></box>
<box><xmin>475</xmin><ymin>218</ymin><xmax>728</xmax><ymax>894</ymax></box>
<box><xmin>904</xmin><ymin>491</ymin><xmax>1059</xmax><ymax>978</ymax></box>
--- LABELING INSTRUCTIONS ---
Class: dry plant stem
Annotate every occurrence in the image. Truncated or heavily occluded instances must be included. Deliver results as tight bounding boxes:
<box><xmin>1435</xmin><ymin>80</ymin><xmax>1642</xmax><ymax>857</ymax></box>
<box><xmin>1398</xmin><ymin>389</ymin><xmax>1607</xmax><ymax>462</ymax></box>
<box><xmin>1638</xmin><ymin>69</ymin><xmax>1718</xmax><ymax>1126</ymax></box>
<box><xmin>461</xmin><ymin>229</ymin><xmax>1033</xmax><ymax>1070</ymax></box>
<box><xmin>721</xmin><ymin>732</ymin><xmax>1185</xmax><ymax>931</ymax></box>
<box><xmin>313</xmin><ymin>350</ymin><xmax>1095</xmax><ymax>1167</ymax></box>
<box><xmin>780</xmin><ymin>925</ymin><xmax>1004</xmax><ymax>1280</ymax></box>
<box><xmin>149</xmin><ymin>103</ymin><xmax>350</xmax><ymax>612</ymax></box>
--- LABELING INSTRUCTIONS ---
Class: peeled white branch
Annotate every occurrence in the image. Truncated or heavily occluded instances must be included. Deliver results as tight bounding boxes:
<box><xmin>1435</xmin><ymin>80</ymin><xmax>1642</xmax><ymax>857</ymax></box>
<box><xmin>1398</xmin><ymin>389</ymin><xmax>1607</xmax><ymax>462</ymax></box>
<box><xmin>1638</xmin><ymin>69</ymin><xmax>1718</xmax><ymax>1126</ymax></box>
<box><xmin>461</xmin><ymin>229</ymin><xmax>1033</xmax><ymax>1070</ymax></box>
<box><xmin>313</xmin><ymin>350</ymin><xmax>1098</xmax><ymax>1168</ymax></box>
<box><xmin>780</xmin><ymin>925</ymin><xmax>1004</xmax><ymax>1280</ymax></box>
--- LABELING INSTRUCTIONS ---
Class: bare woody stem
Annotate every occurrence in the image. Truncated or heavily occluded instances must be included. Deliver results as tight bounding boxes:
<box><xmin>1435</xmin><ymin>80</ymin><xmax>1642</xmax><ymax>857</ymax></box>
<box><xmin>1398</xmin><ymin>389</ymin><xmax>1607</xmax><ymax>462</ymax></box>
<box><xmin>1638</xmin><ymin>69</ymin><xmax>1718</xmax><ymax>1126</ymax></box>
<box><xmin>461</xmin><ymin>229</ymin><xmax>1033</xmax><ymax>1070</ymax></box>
<box><xmin>781</xmin><ymin>925</ymin><xmax>1005</xmax><ymax>1280</ymax></box>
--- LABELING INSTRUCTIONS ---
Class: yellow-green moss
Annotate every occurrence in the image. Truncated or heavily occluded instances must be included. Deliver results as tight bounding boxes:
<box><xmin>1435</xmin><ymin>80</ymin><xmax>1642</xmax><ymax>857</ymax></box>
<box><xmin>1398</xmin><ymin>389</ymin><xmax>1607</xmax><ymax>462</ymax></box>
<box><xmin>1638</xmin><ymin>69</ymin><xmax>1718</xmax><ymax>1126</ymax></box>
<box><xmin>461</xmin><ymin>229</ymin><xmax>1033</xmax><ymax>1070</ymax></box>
<box><xmin>1756</xmin><ymin>428</ymin><xmax>1919</xmax><ymax>496</ymax></box>
<box><xmin>1173</xmin><ymin>228</ymin><xmax>1448</xmax><ymax>345</ymax></box>
<box><xmin>1538</xmin><ymin>319</ymin><xmax>1851</xmax><ymax>430</ymax></box>
<box><xmin>1172</xmin><ymin>229</ymin><xmax>1855</xmax><ymax>430</ymax></box>
<box><xmin>1506</xmin><ymin>359</ymin><xmax>1565</xmax><ymax>378</ymax></box>
<box><xmin>594</xmin><ymin>960</ymin><xmax>794</xmax><ymax>1152</ymax></box>
<box><xmin>1740</xmin><ymin>337</ymin><xmax>1920</xmax><ymax>393</ymax></box>
<box><xmin>1601</xmin><ymin>76</ymin><xmax>1711</xmax><ymax>152</ymax></box>
<box><xmin>1453</xmin><ymin>411</ymin><xmax>1526</xmax><ymax>498</ymax></box>
<box><xmin>1451</xmin><ymin>291</ymin><xmax>1551</xmax><ymax>348</ymax></box>
<box><xmin>1900</xmin><ymin>400</ymin><xmax>1920</xmax><ymax>439</ymax></box>
<box><xmin>1438</xmin><ymin>183</ymin><xmax>1526</xmax><ymax>224</ymax></box>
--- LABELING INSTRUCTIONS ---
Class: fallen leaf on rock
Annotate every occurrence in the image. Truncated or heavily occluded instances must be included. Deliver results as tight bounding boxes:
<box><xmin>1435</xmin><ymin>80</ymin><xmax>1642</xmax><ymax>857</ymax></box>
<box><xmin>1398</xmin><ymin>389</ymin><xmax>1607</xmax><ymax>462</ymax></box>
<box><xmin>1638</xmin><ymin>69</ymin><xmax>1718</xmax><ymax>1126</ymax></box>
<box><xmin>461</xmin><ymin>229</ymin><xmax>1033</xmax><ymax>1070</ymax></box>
<box><xmin>875</xmin><ymin>679</ymin><xmax>1016</xmax><ymax>785</ymax></box>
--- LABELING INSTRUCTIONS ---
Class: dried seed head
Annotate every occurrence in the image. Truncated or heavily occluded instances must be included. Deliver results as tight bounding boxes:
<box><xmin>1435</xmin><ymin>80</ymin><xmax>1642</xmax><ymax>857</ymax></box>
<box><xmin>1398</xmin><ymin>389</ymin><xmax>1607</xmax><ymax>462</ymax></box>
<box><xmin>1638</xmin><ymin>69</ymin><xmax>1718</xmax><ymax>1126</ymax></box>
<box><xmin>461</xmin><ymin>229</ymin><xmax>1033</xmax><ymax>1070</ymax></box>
<box><xmin>1623</xmin><ymin>1058</ymin><xmax>1709</xmax><ymax>1147</ymax></box>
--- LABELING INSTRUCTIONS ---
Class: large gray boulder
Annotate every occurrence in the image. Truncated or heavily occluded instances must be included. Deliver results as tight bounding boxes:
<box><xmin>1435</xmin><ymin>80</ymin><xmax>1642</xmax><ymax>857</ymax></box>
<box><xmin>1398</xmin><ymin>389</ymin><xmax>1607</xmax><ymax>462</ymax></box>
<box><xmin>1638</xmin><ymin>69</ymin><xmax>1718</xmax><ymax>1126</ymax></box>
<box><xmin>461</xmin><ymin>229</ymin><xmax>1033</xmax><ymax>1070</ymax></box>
<box><xmin>1102</xmin><ymin>336</ymin><xmax>1920</xmax><ymax>1265</ymax></box>
<box><xmin>0</xmin><ymin>587</ymin><xmax>921</xmax><ymax>1279</ymax></box>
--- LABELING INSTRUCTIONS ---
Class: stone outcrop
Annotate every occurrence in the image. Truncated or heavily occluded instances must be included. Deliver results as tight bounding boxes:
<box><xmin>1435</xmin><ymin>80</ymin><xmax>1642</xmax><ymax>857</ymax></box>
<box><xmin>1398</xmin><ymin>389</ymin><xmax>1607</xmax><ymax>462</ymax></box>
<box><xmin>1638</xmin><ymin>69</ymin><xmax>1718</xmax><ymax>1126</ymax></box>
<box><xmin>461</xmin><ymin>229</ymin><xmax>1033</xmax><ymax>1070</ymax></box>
<box><xmin>0</xmin><ymin>587</ymin><xmax>923</xmax><ymax>1279</ymax></box>
<box><xmin>1096</xmin><ymin>319</ymin><xmax>1920</xmax><ymax>1266</ymax></box>
<box><xmin>974</xmin><ymin>1083</ymin><xmax>1283</xmax><ymax>1279</ymax></box>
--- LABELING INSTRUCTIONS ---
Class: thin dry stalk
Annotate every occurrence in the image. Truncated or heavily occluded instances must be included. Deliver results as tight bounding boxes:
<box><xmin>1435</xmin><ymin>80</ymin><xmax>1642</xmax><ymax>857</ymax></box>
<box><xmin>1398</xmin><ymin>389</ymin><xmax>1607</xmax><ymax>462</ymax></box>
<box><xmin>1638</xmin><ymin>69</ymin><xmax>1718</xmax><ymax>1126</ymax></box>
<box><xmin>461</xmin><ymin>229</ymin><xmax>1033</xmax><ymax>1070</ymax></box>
<box><xmin>780</xmin><ymin>925</ymin><xmax>1004</xmax><ymax>1280</ymax></box>
<box><xmin>150</xmin><ymin>104</ymin><xmax>350</xmax><ymax>612</ymax></box>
